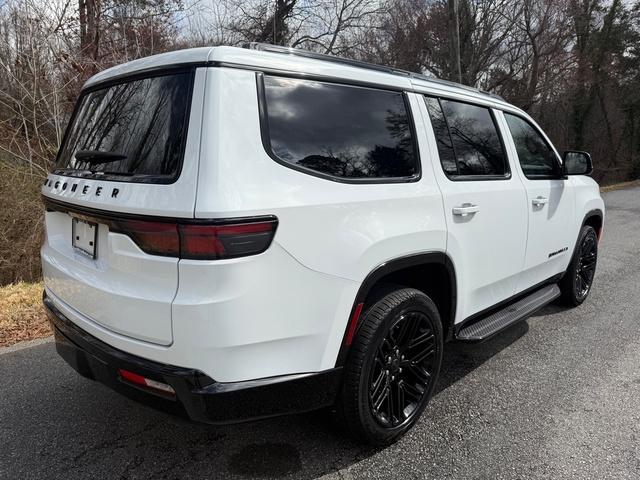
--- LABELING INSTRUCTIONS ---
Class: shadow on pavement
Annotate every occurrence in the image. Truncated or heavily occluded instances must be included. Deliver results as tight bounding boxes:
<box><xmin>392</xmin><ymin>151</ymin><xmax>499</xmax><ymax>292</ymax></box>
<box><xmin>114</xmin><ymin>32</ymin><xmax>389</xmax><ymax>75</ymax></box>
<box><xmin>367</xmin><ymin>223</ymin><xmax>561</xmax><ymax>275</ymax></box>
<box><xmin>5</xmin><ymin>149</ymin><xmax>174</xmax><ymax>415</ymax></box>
<box><xmin>435</xmin><ymin>319</ymin><xmax>529</xmax><ymax>395</ymax></box>
<box><xmin>435</xmin><ymin>300</ymin><xmax>573</xmax><ymax>396</ymax></box>
<box><xmin>4</xmin><ymin>306</ymin><xmax>567</xmax><ymax>479</ymax></box>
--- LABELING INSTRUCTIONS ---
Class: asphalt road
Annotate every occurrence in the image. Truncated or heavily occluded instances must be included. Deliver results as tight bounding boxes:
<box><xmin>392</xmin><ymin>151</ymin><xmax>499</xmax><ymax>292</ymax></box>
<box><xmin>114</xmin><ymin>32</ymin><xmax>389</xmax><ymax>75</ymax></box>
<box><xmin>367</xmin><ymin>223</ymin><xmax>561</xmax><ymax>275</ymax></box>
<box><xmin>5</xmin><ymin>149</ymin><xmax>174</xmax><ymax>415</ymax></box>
<box><xmin>2</xmin><ymin>186</ymin><xmax>640</xmax><ymax>480</ymax></box>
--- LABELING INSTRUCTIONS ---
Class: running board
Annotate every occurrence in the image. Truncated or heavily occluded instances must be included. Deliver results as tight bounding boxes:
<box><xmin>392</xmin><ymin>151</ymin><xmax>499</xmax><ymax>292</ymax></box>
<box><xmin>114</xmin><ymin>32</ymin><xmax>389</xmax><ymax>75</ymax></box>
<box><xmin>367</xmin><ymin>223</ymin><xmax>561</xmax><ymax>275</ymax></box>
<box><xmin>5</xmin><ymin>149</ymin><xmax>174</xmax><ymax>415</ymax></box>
<box><xmin>456</xmin><ymin>284</ymin><xmax>561</xmax><ymax>342</ymax></box>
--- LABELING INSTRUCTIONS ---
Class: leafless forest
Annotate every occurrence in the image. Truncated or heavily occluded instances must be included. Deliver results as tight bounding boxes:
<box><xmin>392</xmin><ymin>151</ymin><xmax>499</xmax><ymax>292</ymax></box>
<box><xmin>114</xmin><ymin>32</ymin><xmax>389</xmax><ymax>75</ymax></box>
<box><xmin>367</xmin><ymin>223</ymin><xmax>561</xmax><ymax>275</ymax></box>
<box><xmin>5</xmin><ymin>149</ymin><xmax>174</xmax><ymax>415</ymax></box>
<box><xmin>0</xmin><ymin>0</ymin><xmax>639</xmax><ymax>284</ymax></box>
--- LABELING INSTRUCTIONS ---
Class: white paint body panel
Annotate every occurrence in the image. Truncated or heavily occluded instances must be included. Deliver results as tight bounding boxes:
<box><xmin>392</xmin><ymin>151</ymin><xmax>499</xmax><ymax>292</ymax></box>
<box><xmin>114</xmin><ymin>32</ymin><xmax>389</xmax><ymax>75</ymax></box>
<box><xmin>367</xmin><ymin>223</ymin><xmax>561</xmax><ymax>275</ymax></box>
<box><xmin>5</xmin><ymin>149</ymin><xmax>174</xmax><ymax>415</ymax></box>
<box><xmin>415</xmin><ymin>99</ymin><xmax>529</xmax><ymax>321</ymax></box>
<box><xmin>515</xmin><ymin>178</ymin><xmax>576</xmax><ymax>291</ymax></box>
<box><xmin>42</xmin><ymin>215</ymin><xmax>178</xmax><ymax>345</ymax></box>
<box><xmin>495</xmin><ymin>110</ymin><xmax>602</xmax><ymax>294</ymax></box>
<box><xmin>41</xmin><ymin>46</ymin><xmax>604</xmax><ymax>383</ymax></box>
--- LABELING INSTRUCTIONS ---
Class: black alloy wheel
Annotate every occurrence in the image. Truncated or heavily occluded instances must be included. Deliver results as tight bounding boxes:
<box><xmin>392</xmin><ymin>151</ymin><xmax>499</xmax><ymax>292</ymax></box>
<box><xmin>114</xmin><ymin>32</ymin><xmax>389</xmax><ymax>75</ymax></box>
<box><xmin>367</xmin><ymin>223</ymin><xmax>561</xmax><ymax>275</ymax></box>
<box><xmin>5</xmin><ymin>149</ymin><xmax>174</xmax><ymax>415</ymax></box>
<box><xmin>575</xmin><ymin>230</ymin><xmax>597</xmax><ymax>300</ymax></box>
<box><xmin>368</xmin><ymin>311</ymin><xmax>436</xmax><ymax>428</ymax></box>
<box><xmin>339</xmin><ymin>287</ymin><xmax>443</xmax><ymax>445</ymax></box>
<box><xmin>560</xmin><ymin>225</ymin><xmax>599</xmax><ymax>306</ymax></box>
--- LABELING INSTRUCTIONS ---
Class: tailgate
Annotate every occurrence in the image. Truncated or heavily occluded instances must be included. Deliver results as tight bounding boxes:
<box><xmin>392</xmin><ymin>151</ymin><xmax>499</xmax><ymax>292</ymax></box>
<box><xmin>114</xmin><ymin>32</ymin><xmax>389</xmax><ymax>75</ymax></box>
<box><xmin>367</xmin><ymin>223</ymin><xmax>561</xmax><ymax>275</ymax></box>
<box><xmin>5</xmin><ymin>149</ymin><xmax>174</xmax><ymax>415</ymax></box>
<box><xmin>40</xmin><ymin>67</ymin><xmax>206</xmax><ymax>345</ymax></box>
<box><xmin>42</xmin><ymin>205</ymin><xmax>178</xmax><ymax>345</ymax></box>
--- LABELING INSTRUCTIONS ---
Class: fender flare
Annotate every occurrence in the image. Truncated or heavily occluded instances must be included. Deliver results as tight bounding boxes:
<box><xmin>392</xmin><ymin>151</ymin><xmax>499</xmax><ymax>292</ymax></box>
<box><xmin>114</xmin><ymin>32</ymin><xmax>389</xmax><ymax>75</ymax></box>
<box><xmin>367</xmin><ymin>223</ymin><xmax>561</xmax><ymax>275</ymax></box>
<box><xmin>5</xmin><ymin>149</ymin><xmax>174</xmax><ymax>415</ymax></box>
<box><xmin>581</xmin><ymin>208</ymin><xmax>604</xmax><ymax>237</ymax></box>
<box><xmin>558</xmin><ymin>208</ymin><xmax>604</xmax><ymax>284</ymax></box>
<box><xmin>334</xmin><ymin>252</ymin><xmax>457</xmax><ymax>367</ymax></box>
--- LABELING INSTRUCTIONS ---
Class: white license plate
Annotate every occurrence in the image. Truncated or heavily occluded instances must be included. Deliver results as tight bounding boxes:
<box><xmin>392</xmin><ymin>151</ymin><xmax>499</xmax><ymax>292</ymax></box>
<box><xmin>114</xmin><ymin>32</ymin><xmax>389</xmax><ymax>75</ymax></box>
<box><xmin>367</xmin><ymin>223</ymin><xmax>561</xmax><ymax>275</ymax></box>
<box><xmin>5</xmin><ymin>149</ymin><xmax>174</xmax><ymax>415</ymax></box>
<box><xmin>72</xmin><ymin>217</ymin><xmax>98</xmax><ymax>258</ymax></box>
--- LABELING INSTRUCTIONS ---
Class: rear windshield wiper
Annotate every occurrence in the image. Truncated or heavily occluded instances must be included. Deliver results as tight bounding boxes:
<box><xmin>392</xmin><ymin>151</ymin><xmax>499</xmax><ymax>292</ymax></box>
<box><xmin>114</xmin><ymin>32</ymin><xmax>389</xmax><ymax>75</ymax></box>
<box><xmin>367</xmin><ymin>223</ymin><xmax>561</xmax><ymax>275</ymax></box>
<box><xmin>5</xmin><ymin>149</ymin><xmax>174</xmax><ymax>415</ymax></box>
<box><xmin>98</xmin><ymin>171</ymin><xmax>135</xmax><ymax>176</ymax></box>
<box><xmin>75</xmin><ymin>150</ymin><xmax>127</xmax><ymax>165</ymax></box>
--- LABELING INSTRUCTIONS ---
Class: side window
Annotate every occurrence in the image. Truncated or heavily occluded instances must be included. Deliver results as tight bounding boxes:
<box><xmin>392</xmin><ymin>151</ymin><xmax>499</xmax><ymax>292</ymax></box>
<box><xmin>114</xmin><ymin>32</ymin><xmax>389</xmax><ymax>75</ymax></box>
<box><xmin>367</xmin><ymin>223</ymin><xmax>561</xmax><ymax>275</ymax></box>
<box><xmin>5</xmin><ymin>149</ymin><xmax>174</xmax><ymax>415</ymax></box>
<box><xmin>424</xmin><ymin>97</ymin><xmax>457</xmax><ymax>175</ymax></box>
<box><xmin>504</xmin><ymin>113</ymin><xmax>560</xmax><ymax>179</ymax></box>
<box><xmin>424</xmin><ymin>97</ymin><xmax>509</xmax><ymax>178</ymax></box>
<box><xmin>261</xmin><ymin>75</ymin><xmax>419</xmax><ymax>181</ymax></box>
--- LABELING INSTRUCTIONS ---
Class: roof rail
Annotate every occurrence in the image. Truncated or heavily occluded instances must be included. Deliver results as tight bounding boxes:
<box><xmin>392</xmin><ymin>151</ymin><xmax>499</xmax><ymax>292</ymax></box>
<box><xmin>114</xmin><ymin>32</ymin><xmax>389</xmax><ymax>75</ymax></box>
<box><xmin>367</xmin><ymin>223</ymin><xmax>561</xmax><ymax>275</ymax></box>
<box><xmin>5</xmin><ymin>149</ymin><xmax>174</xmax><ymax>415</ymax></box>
<box><xmin>242</xmin><ymin>42</ymin><xmax>504</xmax><ymax>101</ymax></box>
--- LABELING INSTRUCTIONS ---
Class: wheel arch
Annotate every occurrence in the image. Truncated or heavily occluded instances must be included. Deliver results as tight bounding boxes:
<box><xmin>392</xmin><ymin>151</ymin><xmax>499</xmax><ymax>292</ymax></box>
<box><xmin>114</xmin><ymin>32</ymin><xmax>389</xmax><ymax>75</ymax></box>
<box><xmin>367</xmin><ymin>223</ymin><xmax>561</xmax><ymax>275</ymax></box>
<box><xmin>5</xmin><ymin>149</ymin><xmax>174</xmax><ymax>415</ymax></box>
<box><xmin>334</xmin><ymin>252</ymin><xmax>457</xmax><ymax>367</ymax></box>
<box><xmin>582</xmin><ymin>208</ymin><xmax>604</xmax><ymax>240</ymax></box>
<box><xmin>559</xmin><ymin>208</ymin><xmax>604</xmax><ymax>285</ymax></box>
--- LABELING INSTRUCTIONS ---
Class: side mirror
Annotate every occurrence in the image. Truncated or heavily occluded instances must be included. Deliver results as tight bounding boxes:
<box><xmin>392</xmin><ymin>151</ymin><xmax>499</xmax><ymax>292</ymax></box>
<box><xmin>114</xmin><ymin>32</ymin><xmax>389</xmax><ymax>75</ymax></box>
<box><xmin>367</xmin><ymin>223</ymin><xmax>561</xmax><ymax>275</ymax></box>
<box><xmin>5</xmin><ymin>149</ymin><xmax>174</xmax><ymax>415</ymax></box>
<box><xmin>563</xmin><ymin>150</ymin><xmax>593</xmax><ymax>176</ymax></box>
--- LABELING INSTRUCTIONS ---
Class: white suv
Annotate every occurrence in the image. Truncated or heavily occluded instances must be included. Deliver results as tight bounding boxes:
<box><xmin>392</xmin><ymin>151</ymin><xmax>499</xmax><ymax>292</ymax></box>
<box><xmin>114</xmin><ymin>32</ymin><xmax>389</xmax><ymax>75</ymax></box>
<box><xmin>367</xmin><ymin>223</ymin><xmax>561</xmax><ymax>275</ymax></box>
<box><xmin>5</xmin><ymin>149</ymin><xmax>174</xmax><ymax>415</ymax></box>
<box><xmin>41</xmin><ymin>44</ymin><xmax>604</xmax><ymax>445</ymax></box>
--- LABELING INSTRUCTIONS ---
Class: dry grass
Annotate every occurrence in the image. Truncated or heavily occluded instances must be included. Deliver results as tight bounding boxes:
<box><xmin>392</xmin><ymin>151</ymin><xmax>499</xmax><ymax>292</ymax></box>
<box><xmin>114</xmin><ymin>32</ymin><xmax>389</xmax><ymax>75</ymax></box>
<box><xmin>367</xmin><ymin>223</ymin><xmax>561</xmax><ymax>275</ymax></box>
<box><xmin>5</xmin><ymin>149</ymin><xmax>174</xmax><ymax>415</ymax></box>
<box><xmin>0</xmin><ymin>281</ymin><xmax>50</xmax><ymax>347</ymax></box>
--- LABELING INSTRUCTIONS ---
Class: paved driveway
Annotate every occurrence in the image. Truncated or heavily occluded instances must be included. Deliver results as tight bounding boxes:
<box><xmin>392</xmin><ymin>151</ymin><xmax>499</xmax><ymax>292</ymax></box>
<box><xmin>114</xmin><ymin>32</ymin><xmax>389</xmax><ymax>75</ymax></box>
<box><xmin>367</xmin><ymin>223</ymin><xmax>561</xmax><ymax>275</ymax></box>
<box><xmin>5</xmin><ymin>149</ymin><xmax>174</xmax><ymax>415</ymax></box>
<box><xmin>1</xmin><ymin>186</ymin><xmax>639</xmax><ymax>479</ymax></box>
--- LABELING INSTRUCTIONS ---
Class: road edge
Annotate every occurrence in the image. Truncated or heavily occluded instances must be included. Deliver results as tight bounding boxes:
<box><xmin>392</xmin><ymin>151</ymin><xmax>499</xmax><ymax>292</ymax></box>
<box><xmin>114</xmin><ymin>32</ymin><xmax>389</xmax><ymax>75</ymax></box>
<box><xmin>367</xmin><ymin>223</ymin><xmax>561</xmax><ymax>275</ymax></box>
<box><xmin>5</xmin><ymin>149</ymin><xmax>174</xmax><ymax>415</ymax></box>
<box><xmin>0</xmin><ymin>335</ymin><xmax>53</xmax><ymax>355</ymax></box>
<box><xmin>600</xmin><ymin>180</ymin><xmax>640</xmax><ymax>192</ymax></box>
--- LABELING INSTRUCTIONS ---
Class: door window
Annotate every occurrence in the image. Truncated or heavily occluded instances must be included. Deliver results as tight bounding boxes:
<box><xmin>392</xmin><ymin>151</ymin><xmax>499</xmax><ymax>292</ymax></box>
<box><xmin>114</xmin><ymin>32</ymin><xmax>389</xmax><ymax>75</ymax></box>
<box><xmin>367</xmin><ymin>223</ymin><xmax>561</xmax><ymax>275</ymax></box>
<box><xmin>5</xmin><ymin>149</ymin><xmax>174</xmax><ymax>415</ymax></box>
<box><xmin>423</xmin><ymin>97</ymin><xmax>457</xmax><ymax>175</ymax></box>
<box><xmin>424</xmin><ymin>97</ymin><xmax>509</xmax><ymax>178</ymax></box>
<box><xmin>504</xmin><ymin>113</ymin><xmax>560</xmax><ymax>179</ymax></box>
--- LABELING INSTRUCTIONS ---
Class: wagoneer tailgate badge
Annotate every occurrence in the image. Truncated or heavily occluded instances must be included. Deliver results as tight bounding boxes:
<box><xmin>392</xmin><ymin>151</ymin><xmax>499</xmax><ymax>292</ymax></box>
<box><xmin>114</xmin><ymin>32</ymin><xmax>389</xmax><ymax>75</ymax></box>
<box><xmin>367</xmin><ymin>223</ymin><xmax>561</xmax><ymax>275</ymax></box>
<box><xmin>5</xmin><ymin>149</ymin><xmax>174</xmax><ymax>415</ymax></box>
<box><xmin>44</xmin><ymin>178</ymin><xmax>120</xmax><ymax>199</ymax></box>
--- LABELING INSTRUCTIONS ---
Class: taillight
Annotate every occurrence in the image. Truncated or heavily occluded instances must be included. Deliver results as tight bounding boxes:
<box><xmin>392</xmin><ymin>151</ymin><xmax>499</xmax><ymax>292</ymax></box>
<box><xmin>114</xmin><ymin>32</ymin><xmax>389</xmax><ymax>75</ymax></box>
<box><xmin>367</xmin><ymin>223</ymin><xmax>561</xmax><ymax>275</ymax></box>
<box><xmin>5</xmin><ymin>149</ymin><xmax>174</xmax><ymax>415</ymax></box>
<box><xmin>109</xmin><ymin>216</ymin><xmax>278</xmax><ymax>259</ymax></box>
<box><xmin>110</xmin><ymin>220</ymin><xmax>180</xmax><ymax>256</ymax></box>
<box><xmin>179</xmin><ymin>221</ymin><xmax>277</xmax><ymax>259</ymax></box>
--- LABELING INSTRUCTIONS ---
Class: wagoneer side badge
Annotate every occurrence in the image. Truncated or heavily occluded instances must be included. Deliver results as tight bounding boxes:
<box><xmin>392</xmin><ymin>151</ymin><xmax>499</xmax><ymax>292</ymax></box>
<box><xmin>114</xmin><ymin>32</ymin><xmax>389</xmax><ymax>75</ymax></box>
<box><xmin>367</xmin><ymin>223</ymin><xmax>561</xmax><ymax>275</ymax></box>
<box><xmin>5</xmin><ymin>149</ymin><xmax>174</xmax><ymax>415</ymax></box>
<box><xmin>548</xmin><ymin>247</ymin><xmax>568</xmax><ymax>259</ymax></box>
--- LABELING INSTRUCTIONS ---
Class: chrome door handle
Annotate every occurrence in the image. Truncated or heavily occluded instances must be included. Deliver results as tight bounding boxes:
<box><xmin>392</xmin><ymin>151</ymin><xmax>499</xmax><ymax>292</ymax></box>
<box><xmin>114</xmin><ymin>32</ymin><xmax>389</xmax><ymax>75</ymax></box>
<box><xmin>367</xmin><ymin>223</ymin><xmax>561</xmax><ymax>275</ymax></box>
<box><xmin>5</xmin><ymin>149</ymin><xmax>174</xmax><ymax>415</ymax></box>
<box><xmin>532</xmin><ymin>196</ymin><xmax>549</xmax><ymax>206</ymax></box>
<box><xmin>452</xmin><ymin>203</ymin><xmax>480</xmax><ymax>216</ymax></box>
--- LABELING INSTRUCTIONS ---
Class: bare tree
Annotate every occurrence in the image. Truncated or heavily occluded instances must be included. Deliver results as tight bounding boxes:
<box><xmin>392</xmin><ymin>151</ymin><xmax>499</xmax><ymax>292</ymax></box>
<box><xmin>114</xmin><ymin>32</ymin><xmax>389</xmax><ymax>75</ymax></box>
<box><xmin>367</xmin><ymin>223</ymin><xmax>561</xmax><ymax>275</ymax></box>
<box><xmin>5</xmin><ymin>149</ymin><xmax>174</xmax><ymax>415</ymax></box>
<box><xmin>291</xmin><ymin>0</ymin><xmax>384</xmax><ymax>55</ymax></box>
<box><xmin>0</xmin><ymin>0</ymin><xmax>185</xmax><ymax>172</ymax></box>
<box><xmin>227</xmin><ymin>0</ymin><xmax>296</xmax><ymax>45</ymax></box>
<box><xmin>489</xmin><ymin>0</ymin><xmax>573</xmax><ymax>110</ymax></box>
<box><xmin>448</xmin><ymin>0</ymin><xmax>462</xmax><ymax>83</ymax></box>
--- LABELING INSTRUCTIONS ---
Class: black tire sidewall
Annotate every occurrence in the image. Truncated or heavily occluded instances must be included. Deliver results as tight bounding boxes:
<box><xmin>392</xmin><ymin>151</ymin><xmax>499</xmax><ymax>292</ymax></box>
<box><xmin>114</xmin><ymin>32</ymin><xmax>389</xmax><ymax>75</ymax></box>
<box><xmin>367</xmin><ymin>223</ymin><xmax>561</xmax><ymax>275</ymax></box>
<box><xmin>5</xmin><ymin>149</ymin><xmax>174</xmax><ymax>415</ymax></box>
<box><xmin>561</xmin><ymin>225</ymin><xmax>598</xmax><ymax>306</ymax></box>
<box><xmin>341</xmin><ymin>288</ymin><xmax>443</xmax><ymax>445</ymax></box>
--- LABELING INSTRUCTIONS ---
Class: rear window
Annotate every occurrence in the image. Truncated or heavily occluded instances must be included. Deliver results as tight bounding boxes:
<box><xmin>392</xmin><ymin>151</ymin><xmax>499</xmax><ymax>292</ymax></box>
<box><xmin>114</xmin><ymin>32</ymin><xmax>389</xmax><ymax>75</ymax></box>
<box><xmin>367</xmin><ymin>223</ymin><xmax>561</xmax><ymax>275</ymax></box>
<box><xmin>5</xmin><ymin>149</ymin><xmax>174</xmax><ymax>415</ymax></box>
<box><xmin>260</xmin><ymin>75</ymin><xmax>419</xmax><ymax>182</ymax></box>
<box><xmin>54</xmin><ymin>71</ymin><xmax>193</xmax><ymax>183</ymax></box>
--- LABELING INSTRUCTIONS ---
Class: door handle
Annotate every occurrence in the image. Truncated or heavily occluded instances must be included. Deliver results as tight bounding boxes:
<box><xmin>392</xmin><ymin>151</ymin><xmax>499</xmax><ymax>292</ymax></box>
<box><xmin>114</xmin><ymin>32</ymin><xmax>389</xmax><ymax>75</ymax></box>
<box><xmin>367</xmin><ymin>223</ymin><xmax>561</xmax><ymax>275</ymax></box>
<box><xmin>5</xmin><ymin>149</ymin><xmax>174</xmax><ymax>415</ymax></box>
<box><xmin>452</xmin><ymin>203</ymin><xmax>480</xmax><ymax>216</ymax></box>
<box><xmin>532</xmin><ymin>196</ymin><xmax>549</xmax><ymax>207</ymax></box>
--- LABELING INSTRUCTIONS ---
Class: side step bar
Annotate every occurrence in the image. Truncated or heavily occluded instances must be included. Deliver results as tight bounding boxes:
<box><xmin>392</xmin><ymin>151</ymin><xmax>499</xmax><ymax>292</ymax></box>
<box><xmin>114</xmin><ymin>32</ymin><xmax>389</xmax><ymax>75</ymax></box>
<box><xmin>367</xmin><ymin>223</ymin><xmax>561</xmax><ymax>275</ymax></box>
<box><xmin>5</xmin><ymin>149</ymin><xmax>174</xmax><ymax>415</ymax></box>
<box><xmin>456</xmin><ymin>284</ymin><xmax>561</xmax><ymax>342</ymax></box>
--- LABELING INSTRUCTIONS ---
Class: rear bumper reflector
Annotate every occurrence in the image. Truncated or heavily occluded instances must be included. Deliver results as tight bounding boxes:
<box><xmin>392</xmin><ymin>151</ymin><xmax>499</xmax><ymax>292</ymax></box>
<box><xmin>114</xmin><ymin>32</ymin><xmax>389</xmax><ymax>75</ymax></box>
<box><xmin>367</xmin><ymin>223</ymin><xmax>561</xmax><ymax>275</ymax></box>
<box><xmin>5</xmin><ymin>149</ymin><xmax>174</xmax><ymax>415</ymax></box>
<box><xmin>118</xmin><ymin>368</ymin><xmax>176</xmax><ymax>397</ymax></box>
<box><xmin>345</xmin><ymin>302</ymin><xmax>364</xmax><ymax>346</ymax></box>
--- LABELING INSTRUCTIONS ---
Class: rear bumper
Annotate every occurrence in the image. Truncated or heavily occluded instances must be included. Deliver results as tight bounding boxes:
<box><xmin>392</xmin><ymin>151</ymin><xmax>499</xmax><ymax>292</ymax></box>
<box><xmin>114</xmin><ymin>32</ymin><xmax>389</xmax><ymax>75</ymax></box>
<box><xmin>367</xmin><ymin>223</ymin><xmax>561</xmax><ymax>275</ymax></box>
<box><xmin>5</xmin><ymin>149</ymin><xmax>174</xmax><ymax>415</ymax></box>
<box><xmin>44</xmin><ymin>293</ymin><xmax>342</xmax><ymax>424</ymax></box>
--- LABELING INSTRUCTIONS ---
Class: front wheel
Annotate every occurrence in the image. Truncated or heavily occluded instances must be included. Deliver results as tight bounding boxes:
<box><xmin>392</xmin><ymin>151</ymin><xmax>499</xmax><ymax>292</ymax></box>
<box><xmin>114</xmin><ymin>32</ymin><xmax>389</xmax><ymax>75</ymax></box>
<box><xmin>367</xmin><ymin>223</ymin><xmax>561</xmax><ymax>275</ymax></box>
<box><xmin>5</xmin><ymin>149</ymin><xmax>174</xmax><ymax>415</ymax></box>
<box><xmin>559</xmin><ymin>225</ymin><xmax>598</xmax><ymax>306</ymax></box>
<box><xmin>338</xmin><ymin>288</ymin><xmax>443</xmax><ymax>445</ymax></box>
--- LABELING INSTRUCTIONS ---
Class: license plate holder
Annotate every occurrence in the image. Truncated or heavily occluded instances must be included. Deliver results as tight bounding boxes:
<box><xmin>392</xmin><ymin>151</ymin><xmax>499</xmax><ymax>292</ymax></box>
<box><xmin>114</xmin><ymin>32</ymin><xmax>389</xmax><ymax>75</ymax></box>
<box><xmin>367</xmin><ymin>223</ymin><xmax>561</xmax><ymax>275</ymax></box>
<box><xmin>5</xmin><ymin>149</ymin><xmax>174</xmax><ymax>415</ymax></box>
<box><xmin>72</xmin><ymin>217</ymin><xmax>98</xmax><ymax>258</ymax></box>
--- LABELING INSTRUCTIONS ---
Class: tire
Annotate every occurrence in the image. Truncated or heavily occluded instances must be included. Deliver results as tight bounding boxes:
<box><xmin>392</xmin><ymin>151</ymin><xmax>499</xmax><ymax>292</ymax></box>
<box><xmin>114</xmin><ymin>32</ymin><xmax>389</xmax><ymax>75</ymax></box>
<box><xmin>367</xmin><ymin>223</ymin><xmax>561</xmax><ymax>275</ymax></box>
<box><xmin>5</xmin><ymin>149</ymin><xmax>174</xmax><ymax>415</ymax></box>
<box><xmin>559</xmin><ymin>225</ymin><xmax>598</xmax><ymax>306</ymax></box>
<box><xmin>338</xmin><ymin>287</ymin><xmax>443</xmax><ymax>445</ymax></box>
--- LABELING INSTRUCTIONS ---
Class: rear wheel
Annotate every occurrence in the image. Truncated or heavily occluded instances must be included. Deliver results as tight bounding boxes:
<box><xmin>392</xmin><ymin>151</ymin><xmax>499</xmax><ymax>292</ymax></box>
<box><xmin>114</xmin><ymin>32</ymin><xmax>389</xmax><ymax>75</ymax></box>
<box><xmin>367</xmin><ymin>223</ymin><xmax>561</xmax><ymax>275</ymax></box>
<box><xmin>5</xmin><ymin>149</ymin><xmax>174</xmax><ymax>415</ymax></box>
<box><xmin>338</xmin><ymin>288</ymin><xmax>443</xmax><ymax>445</ymax></box>
<box><xmin>560</xmin><ymin>225</ymin><xmax>598</xmax><ymax>306</ymax></box>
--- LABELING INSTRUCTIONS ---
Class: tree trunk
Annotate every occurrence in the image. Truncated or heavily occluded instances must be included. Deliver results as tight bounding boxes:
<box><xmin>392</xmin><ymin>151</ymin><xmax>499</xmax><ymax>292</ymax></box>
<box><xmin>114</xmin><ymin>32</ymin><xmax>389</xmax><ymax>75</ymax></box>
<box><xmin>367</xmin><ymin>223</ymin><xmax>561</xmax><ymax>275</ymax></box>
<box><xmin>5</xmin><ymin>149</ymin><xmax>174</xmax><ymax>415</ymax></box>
<box><xmin>257</xmin><ymin>0</ymin><xmax>296</xmax><ymax>45</ymax></box>
<box><xmin>448</xmin><ymin>0</ymin><xmax>462</xmax><ymax>84</ymax></box>
<box><xmin>79</xmin><ymin>0</ymin><xmax>99</xmax><ymax>61</ymax></box>
<box><xmin>79</xmin><ymin>0</ymin><xmax>87</xmax><ymax>52</ymax></box>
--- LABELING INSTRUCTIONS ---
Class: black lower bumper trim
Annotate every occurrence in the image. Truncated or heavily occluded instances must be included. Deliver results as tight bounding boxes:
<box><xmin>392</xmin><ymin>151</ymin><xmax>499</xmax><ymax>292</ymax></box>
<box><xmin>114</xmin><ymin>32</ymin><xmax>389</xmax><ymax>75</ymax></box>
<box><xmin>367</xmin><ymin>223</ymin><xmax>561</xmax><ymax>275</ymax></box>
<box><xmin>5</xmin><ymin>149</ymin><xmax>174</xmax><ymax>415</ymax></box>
<box><xmin>44</xmin><ymin>292</ymin><xmax>343</xmax><ymax>424</ymax></box>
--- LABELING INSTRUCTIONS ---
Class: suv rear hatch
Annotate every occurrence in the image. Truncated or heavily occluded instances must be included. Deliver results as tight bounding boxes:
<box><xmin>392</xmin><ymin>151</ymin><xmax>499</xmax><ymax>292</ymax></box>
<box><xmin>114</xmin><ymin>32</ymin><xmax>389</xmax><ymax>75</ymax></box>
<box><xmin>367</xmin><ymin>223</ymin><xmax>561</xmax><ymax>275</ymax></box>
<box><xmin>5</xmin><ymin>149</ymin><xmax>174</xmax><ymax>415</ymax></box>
<box><xmin>41</xmin><ymin>68</ymin><xmax>202</xmax><ymax>345</ymax></box>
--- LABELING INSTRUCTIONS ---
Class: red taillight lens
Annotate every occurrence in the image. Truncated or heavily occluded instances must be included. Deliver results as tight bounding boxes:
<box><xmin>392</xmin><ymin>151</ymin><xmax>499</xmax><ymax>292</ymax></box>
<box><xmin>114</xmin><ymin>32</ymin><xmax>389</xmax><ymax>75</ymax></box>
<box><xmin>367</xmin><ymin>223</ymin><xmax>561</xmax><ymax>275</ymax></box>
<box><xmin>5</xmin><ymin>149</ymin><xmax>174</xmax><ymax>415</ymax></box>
<box><xmin>179</xmin><ymin>220</ymin><xmax>278</xmax><ymax>259</ymax></box>
<box><xmin>109</xmin><ymin>216</ymin><xmax>278</xmax><ymax>260</ymax></box>
<box><xmin>110</xmin><ymin>219</ymin><xmax>180</xmax><ymax>256</ymax></box>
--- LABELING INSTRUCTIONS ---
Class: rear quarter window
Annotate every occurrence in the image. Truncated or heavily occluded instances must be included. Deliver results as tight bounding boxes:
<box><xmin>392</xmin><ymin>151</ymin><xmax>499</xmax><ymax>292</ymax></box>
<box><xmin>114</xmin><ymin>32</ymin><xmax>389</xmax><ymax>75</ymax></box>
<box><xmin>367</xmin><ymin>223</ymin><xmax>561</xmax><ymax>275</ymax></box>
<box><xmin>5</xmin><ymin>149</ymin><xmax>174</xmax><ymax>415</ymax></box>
<box><xmin>54</xmin><ymin>70</ymin><xmax>194</xmax><ymax>183</ymax></box>
<box><xmin>260</xmin><ymin>75</ymin><xmax>420</xmax><ymax>182</ymax></box>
